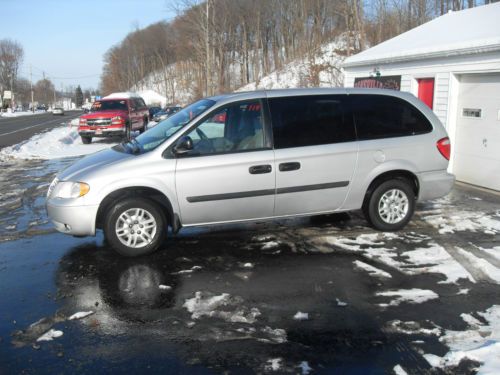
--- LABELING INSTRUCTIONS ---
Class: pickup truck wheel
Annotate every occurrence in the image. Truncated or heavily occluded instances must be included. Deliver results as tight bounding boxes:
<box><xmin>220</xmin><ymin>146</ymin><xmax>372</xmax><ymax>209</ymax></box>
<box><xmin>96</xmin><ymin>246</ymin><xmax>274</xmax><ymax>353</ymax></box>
<box><xmin>139</xmin><ymin>118</ymin><xmax>148</xmax><ymax>134</ymax></box>
<box><xmin>363</xmin><ymin>179</ymin><xmax>415</xmax><ymax>231</ymax></box>
<box><xmin>104</xmin><ymin>198</ymin><xmax>166</xmax><ymax>257</ymax></box>
<box><xmin>81</xmin><ymin>136</ymin><xmax>92</xmax><ymax>144</ymax></box>
<box><xmin>123</xmin><ymin>123</ymin><xmax>131</xmax><ymax>141</ymax></box>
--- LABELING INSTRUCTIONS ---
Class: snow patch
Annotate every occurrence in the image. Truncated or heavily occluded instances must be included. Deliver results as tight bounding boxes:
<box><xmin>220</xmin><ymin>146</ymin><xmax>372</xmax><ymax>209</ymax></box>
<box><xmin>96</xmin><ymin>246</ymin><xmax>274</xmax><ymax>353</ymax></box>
<box><xmin>68</xmin><ymin>311</ymin><xmax>94</xmax><ymax>320</ymax></box>
<box><xmin>377</xmin><ymin>289</ymin><xmax>439</xmax><ymax>307</ymax></box>
<box><xmin>353</xmin><ymin>260</ymin><xmax>392</xmax><ymax>278</ymax></box>
<box><xmin>265</xmin><ymin>358</ymin><xmax>283</xmax><ymax>372</ymax></box>
<box><xmin>426</xmin><ymin>305</ymin><xmax>500</xmax><ymax>374</ymax></box>
<box><xmin>183</xmin><ymin>291</ymin><xmax>261</xmax><ymax>323</ymax></box>
<box><xmin>159</xmin><ymin>285</ymin><xmax>172</xmax><ymax>291</ymax></box>
<box><xmin>37</xmin><ymin>329</ymin><xmax>63</xmax><ymax>342</ymax></box>
<box><xmin>393</xmin><ymin>364</ymin><xmax>408</xmax><ymax>375</ymax></box>
<box><xmin>0</xmin><ymin>126</ymin><xmax>117</xmax><ymax>160</ymax></box>
<box><xmin>293</xmin><ymin>311</ymin><xmax>309</xmax><ymax>321</ymax></box>
<box><xmin>456</xmin><ymin>248</ymin><xmax>500</xmax><ymax>284</ymax></box>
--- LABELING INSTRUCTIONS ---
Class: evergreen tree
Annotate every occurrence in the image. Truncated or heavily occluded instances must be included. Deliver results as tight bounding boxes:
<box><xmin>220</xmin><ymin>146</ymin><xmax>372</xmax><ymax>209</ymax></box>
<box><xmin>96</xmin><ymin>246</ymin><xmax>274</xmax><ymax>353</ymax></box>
<box><xmin>75</xmin><ymin>85</ymin><xmax>83</xmax><ymax>107</ymax></box>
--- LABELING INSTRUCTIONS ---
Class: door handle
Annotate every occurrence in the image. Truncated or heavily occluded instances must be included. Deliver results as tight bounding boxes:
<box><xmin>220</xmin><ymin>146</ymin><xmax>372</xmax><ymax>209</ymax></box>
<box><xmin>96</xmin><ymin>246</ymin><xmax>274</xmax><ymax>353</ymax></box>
<box><xmin>249</xmin><ymin>164</ymin><xmax>272</xmax><ymax>174</ymax></box>
<box><xmin>279</xmin><ymin>162</ymin><xmax>301</xmax><ymax>172</ymax></box>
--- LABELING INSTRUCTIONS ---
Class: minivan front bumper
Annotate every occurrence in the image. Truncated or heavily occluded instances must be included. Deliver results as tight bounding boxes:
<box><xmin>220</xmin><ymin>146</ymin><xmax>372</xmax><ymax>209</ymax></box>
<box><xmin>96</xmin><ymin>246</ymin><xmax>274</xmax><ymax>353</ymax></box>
<box><xmin>46</xmin><ymin>200</ymin><xmax>98</xmax><ymax>236</ymax></box>
<box><xmin>418</xmin><ymin>170</ymin><xmax>455</xmax><ymax>201</ymax></box>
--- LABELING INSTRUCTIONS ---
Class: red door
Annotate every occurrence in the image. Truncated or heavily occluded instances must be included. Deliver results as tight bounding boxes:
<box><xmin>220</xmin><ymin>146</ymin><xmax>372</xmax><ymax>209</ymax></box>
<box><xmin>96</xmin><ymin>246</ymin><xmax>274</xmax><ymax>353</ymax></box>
<box><xmin>418</xmin><ymin>78</ymin><xmax>435</xmax><ymax>109</ymax></box>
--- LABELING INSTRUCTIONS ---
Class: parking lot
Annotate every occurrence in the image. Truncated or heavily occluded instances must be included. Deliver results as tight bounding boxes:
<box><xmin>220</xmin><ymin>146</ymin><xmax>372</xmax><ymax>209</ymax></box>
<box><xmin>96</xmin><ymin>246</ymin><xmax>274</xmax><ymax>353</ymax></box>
<box><xmin>0</xmin><ymin>155</ymin><xmax>499</xmax><ymax>374</ymax></box>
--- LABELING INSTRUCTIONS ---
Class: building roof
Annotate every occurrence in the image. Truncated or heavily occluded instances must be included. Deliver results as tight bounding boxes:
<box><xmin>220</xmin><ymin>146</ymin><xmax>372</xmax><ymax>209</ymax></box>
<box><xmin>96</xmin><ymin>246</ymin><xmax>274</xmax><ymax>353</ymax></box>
<box><xmin>344</xmin><ymin>2</ymin><xmax>500</xmax><ymax>67</ymax></box>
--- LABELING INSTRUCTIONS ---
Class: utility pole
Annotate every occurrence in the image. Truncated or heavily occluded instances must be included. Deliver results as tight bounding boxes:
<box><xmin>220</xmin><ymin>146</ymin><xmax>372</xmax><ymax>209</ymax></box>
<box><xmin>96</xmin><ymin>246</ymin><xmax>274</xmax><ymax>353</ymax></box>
<box><xmin>9</xmin><ymin>74</ymin><xmax>14</xmax><ymax>109</ymax></box>
<box><xmin>205</xmin><ymin>0</ymin><xmax>210</xmax><ymax>97</ymax></box>
<box><xmin>30</xmin><ymin>64</ymin><xmax>34</xmax><ymax>112</ymax></box>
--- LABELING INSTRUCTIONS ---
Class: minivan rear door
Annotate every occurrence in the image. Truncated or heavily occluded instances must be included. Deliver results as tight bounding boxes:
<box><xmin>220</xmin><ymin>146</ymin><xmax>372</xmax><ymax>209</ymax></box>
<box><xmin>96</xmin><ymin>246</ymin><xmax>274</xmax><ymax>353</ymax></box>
<box><xmin>267</xmin><ymin>93</ymin><xmax>358</xmax><ymax>216</ymax></box>
<box><xmin>175</xmin><ymin>99</ymin><xmax>276</xmax><ymax>225</ymax></box>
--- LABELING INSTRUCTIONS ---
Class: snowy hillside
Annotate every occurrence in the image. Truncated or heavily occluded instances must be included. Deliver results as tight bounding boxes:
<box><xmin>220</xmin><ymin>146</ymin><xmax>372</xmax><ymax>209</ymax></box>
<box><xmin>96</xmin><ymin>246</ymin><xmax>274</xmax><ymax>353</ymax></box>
<box><xmin>237</xmin><ymin>41</ymin><xmax>345</xmax><ymax>92</ymax></box>
<box><xmin>131</xmin><ymin>37</ymin><xmax>347</xmax><ymax>105</ymax></box>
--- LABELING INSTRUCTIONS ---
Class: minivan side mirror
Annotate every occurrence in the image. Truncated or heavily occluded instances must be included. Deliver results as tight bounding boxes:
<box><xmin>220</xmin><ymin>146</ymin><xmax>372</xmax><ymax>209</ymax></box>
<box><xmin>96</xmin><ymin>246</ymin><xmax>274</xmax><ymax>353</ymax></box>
<box><xmin>173</xmin><ymin>135</ymin><xmax>193</xmax><ymax>156</ymax></box>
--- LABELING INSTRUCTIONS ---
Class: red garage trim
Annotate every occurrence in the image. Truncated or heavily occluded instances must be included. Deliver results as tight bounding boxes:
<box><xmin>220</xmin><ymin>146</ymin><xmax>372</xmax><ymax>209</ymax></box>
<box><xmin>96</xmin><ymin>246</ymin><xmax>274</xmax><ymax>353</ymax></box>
<box><xmin>418</xmin><ymin>78</ymin><xmax>435</xmax><ymax>109</ymax></box>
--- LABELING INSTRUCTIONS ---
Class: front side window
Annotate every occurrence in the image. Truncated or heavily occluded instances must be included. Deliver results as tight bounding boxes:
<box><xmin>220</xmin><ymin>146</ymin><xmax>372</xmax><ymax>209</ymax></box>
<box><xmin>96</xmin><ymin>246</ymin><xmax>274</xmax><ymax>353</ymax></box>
<box><xmin>118</xmin><ymin>99</ymin><xmax>216</xmax><ymax>154</ymax></box>
<box><xmin>268</xmin><ymin>95</ymin><xmax>354</xmax><ymax>149</ymax></box>
<box><xmin>352</xmin><ymin>95</ymin><xmax>433</xmax><ymax>140</ymax></box>
<box><xmin>184</xmin><ymin>100</ymin><xmax>265</xmax><ymax>156</ymax></box>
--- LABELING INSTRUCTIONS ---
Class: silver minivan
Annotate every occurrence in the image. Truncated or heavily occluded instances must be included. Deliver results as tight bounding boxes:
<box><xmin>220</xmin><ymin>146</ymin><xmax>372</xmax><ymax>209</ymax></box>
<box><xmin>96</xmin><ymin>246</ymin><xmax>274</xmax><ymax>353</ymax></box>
<box><xmin>46</xmin><ymin>88</ymin><xmax>455</xmax><ymax>256</ymax></box>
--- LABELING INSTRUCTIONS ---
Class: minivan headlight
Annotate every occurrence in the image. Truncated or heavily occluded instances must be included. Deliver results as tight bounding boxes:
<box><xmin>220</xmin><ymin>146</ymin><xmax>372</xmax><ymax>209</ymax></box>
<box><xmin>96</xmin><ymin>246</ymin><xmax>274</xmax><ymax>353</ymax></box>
<box><xmin>52</xmin><ymin>181</ymin><xmax>90</xmax><ymax>199</ymax></box>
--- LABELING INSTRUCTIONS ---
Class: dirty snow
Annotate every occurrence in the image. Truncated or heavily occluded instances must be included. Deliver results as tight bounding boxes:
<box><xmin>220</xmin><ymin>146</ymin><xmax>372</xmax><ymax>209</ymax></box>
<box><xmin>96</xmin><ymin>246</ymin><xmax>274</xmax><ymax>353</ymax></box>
<box><xmin>293</xmin><ymin>311</ymin><xmax>309</xmax><ymax>321</ymax></box>
<box><xmin>353</xmin><ymin>260</ymin><xmax>392</xmax><ymax>278</ymax></box>
<box><xmin>183</xmin><ymin>291</ymin><xmax>261</xmax><ymax>323</ymax></box>
<box><xmin>36</xmin><ymin>329</ymin><xmax>63</xmax><ymax>342</ymax></box>
<box><xmin>68</xmin><ymin>311</ymin><xmax>94</xmax><ymax>320</ymax></box>
<box><xmin>385</xmin><ymin>320</ymin><xmax>441</xmax><ymax>336</ymax></box>
<box><xmin>426</xmin><ymin>305</ymin><xmax>500</xmax><ymax>375</ymax></box>
<box><xmin>377</xmin><ymin>289</ymin><xmax>439</xmax><ymax>307</ymax></box>
<box><xmin>0</xmin><ymin>125</ymin><xmax>117</xmax><ymax>160</ymax></box>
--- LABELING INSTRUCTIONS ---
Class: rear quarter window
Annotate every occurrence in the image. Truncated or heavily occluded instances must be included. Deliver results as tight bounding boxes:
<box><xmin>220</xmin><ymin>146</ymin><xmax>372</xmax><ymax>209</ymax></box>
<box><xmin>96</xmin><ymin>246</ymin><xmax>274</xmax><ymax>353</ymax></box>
<box><xmin>352</xmin><ymin>95</ymin><xmax>433</xmax><ymax>140</ymax></box>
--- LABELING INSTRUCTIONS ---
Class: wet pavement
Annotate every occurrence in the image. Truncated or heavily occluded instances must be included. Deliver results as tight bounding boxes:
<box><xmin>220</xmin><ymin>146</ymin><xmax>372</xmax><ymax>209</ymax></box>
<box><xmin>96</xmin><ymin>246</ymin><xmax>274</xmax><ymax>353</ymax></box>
<box><xmin>0</xmin><ymin>157</ymin><xmax>499</xmax><ymax>374</ymax></box>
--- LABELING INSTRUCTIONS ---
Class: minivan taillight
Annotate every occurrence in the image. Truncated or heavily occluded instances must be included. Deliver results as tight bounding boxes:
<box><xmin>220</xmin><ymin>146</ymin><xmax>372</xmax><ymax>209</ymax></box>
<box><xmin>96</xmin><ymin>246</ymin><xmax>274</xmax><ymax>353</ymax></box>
<box><xmin>437</xmin><ymin>137</ymin><xmax>451</xmax><ymax>160</ymax></box>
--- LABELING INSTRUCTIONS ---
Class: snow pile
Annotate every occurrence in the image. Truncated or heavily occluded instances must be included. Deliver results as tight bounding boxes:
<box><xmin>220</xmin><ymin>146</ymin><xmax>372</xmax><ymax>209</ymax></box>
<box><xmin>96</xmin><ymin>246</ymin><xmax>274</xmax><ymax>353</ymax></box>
<box><xmin>426</xmin><ymin>305</ymin><xmax>500</xmax><ymax>374</ymax></box>
<box><xmin>376</xmin><ymin>288</ymin><xmax>439</xmax><ymax>307</ymax></box>
<box><xmin>1</xmin><ymin>110</ymin><xmax>44</xmax><ymax>118</ymax></box>
<box><xmin>183</xmin><ymin>291</ymin><xmax>261</xmax><ymax>324</ymax></box>
<box><xmin>0</xmin><ymin>125</ymin><xmax>118</xmax><ymax>160</ymax></box>
<box><xmin>237</xmin><ymin>41</ymin><xmax>344</xmax><ymax>91</ymax></box>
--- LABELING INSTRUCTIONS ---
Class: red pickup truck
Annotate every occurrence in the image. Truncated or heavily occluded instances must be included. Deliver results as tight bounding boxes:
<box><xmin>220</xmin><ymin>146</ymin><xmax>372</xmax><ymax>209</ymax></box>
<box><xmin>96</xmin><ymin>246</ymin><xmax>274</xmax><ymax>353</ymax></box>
<box><xmin>78</xmin><ymin>94</ymin><xmax>149</xmax><ymax>144</ymax></box>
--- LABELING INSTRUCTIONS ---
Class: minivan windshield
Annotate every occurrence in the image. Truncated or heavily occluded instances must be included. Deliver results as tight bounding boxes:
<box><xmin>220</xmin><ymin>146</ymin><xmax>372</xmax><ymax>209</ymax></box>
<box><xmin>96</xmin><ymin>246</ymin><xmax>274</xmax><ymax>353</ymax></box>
<box><xmin>118</xmin><ymin>98</ymin><xmax>215</xmax><ymax>154</ymax></box>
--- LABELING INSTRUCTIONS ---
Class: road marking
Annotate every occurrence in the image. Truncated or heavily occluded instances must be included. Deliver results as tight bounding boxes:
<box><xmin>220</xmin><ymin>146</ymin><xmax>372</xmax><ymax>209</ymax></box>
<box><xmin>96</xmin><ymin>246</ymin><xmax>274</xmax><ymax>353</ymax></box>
<box><xmin>0</xmin><ymin>115</ymin><xmax>79</xmax><ymax>136</ymax></box>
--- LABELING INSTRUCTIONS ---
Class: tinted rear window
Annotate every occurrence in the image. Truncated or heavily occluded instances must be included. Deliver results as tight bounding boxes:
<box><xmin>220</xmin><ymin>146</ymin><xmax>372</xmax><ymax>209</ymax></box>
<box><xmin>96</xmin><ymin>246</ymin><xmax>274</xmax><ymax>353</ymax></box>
<box><xmin>269</xmin><ymin>95</ymin><xmax>355</xmax><ymax>149</ymax></box>
<box><xmin>352</xmin><ymin>95</ymin><xmax>432</xmax><ymax>140</ymax></box>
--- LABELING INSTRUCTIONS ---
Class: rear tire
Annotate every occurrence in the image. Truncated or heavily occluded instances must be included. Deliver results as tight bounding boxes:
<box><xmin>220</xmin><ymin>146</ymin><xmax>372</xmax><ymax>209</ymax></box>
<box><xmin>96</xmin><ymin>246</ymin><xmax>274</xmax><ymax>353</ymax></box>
<box><xmin>104</xmin><ymin>198</ymin><xmax>166</xmax><ymax>257</ymax></box>
<box><xmin>363</xmin><ymin>179</ymin><xmax>415</xmax><ymax>231</ymax></box>
<box><xmin>81</xmin><ymin>136</ymin><xmax>92</xmax><ymax>144</ymax></box>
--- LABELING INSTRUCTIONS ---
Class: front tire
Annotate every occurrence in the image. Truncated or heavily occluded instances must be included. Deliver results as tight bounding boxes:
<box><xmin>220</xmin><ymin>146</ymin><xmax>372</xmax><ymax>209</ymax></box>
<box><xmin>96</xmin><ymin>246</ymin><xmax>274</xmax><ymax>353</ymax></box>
<box><xmin>363</xmin><ymin>179</ymin><xmax>415</xmax><ymax>231</ymax></box>
<box><xmin>104</xmin><ymin>198</ymin><xmax>166</xmax><ymax>257</ymax></box>
<box><xmin>123</xmin><ymin>122</ymin><xmax>131</xmax><ymax>141</ymax></box>
<box><xmin>81</xmin><ymin>136</ymin><xmax>92</xmax><ymax>144</ymax></box>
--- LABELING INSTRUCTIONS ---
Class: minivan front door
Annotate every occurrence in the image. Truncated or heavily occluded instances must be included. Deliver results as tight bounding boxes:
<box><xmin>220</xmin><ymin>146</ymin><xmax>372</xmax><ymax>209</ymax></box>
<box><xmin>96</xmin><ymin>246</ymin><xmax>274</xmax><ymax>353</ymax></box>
<box><xmin>267</xmin><ymin>94</ymin><xmax>358</xmax><ymax>216</ymax></box>
<box><xmin>175</xmin><ymin>100</ymin><xmax>275</xmax><ymax>225</ymax></box>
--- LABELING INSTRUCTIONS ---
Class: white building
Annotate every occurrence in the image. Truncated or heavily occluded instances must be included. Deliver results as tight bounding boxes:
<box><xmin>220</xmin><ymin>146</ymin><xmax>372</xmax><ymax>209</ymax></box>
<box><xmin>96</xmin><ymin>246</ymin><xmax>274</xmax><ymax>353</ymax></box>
<box><xmin>343</xmin><ymin>3</ymin><xmax>500</xmax><ymax>191</ymax></box>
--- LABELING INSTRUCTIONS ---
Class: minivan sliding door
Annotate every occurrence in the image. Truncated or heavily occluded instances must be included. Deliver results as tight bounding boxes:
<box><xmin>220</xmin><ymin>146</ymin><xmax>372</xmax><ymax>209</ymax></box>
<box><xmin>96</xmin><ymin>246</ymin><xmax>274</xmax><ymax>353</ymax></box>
<box><xmin>268</xmin><ymin>94</ymin><xmax>358</xmax><ymax>216</ymax></box>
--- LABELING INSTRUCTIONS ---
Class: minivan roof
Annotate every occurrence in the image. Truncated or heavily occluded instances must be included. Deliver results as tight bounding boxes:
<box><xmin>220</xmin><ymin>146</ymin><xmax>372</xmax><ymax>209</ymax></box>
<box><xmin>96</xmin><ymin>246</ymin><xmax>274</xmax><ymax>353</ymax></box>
<box><xmin>209</xmin><ymin>87</ymin><xmax>416</xmax><ymax>103</ymax></box>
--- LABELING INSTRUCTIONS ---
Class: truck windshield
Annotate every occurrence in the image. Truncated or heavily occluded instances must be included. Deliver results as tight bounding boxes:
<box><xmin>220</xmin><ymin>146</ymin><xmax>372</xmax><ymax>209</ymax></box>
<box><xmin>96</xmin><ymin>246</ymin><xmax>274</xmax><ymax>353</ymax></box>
<box><xmin>91</xmin><ymin>100</ymin><xmax>128</xmax><ymax>112</ymax></box>
<box><xmin>118</xmin><ymin>98</ymin><xmax>216</xmax><ymax>154</ymax></box>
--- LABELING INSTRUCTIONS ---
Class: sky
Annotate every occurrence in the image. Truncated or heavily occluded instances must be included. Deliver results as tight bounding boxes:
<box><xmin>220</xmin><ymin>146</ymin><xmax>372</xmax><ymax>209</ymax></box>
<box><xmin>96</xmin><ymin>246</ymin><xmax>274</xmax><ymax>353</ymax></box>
<box><xmin>1</xmin><ymin>0</ymin><xmax>177</xmax><ymax>91</ymax></box>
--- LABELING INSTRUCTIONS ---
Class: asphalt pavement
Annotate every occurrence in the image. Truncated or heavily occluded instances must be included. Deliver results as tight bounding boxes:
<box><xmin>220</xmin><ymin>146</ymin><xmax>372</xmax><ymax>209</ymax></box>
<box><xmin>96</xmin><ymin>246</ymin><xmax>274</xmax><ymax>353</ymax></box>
<box><xmin>0</xmin><ymin>155</ymin><xmax>499</xmax><ymax>374</ymax></box>
<box><xmin>0</xmin><ymin>111</ymin><xmax>81</xmax><ymax>149</ymax></box>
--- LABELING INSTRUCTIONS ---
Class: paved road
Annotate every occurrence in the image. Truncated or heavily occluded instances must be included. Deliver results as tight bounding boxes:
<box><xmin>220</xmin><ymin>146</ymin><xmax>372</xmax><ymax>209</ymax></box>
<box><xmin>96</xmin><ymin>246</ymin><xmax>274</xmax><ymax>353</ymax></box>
<box><xmin>0</xmin><ymin>111</ymin><xmax>81</xmax><ymax>149</ymax></box>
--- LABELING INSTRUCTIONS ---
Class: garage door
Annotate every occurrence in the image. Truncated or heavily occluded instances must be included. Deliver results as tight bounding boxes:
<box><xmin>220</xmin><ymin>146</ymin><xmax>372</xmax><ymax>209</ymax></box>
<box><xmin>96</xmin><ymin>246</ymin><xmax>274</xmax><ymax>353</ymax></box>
<box><xmin>454</xmin><ymin>73</ymin><xmax>500</xmax><ymax>191</ymax></box>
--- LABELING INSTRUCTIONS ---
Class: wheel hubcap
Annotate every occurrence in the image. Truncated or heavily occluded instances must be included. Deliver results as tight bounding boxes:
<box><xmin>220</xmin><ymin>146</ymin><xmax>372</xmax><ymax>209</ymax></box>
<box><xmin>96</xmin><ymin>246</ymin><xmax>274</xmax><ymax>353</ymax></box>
<box><xmin>115</xmin><ymin>208</ymin><xmax>157</xmax><ymax>248</ymax></box>
<box><xmin>378</xmin><ymin>189</ymin><xmax>409</xmax><ymax>224</ymax></box>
